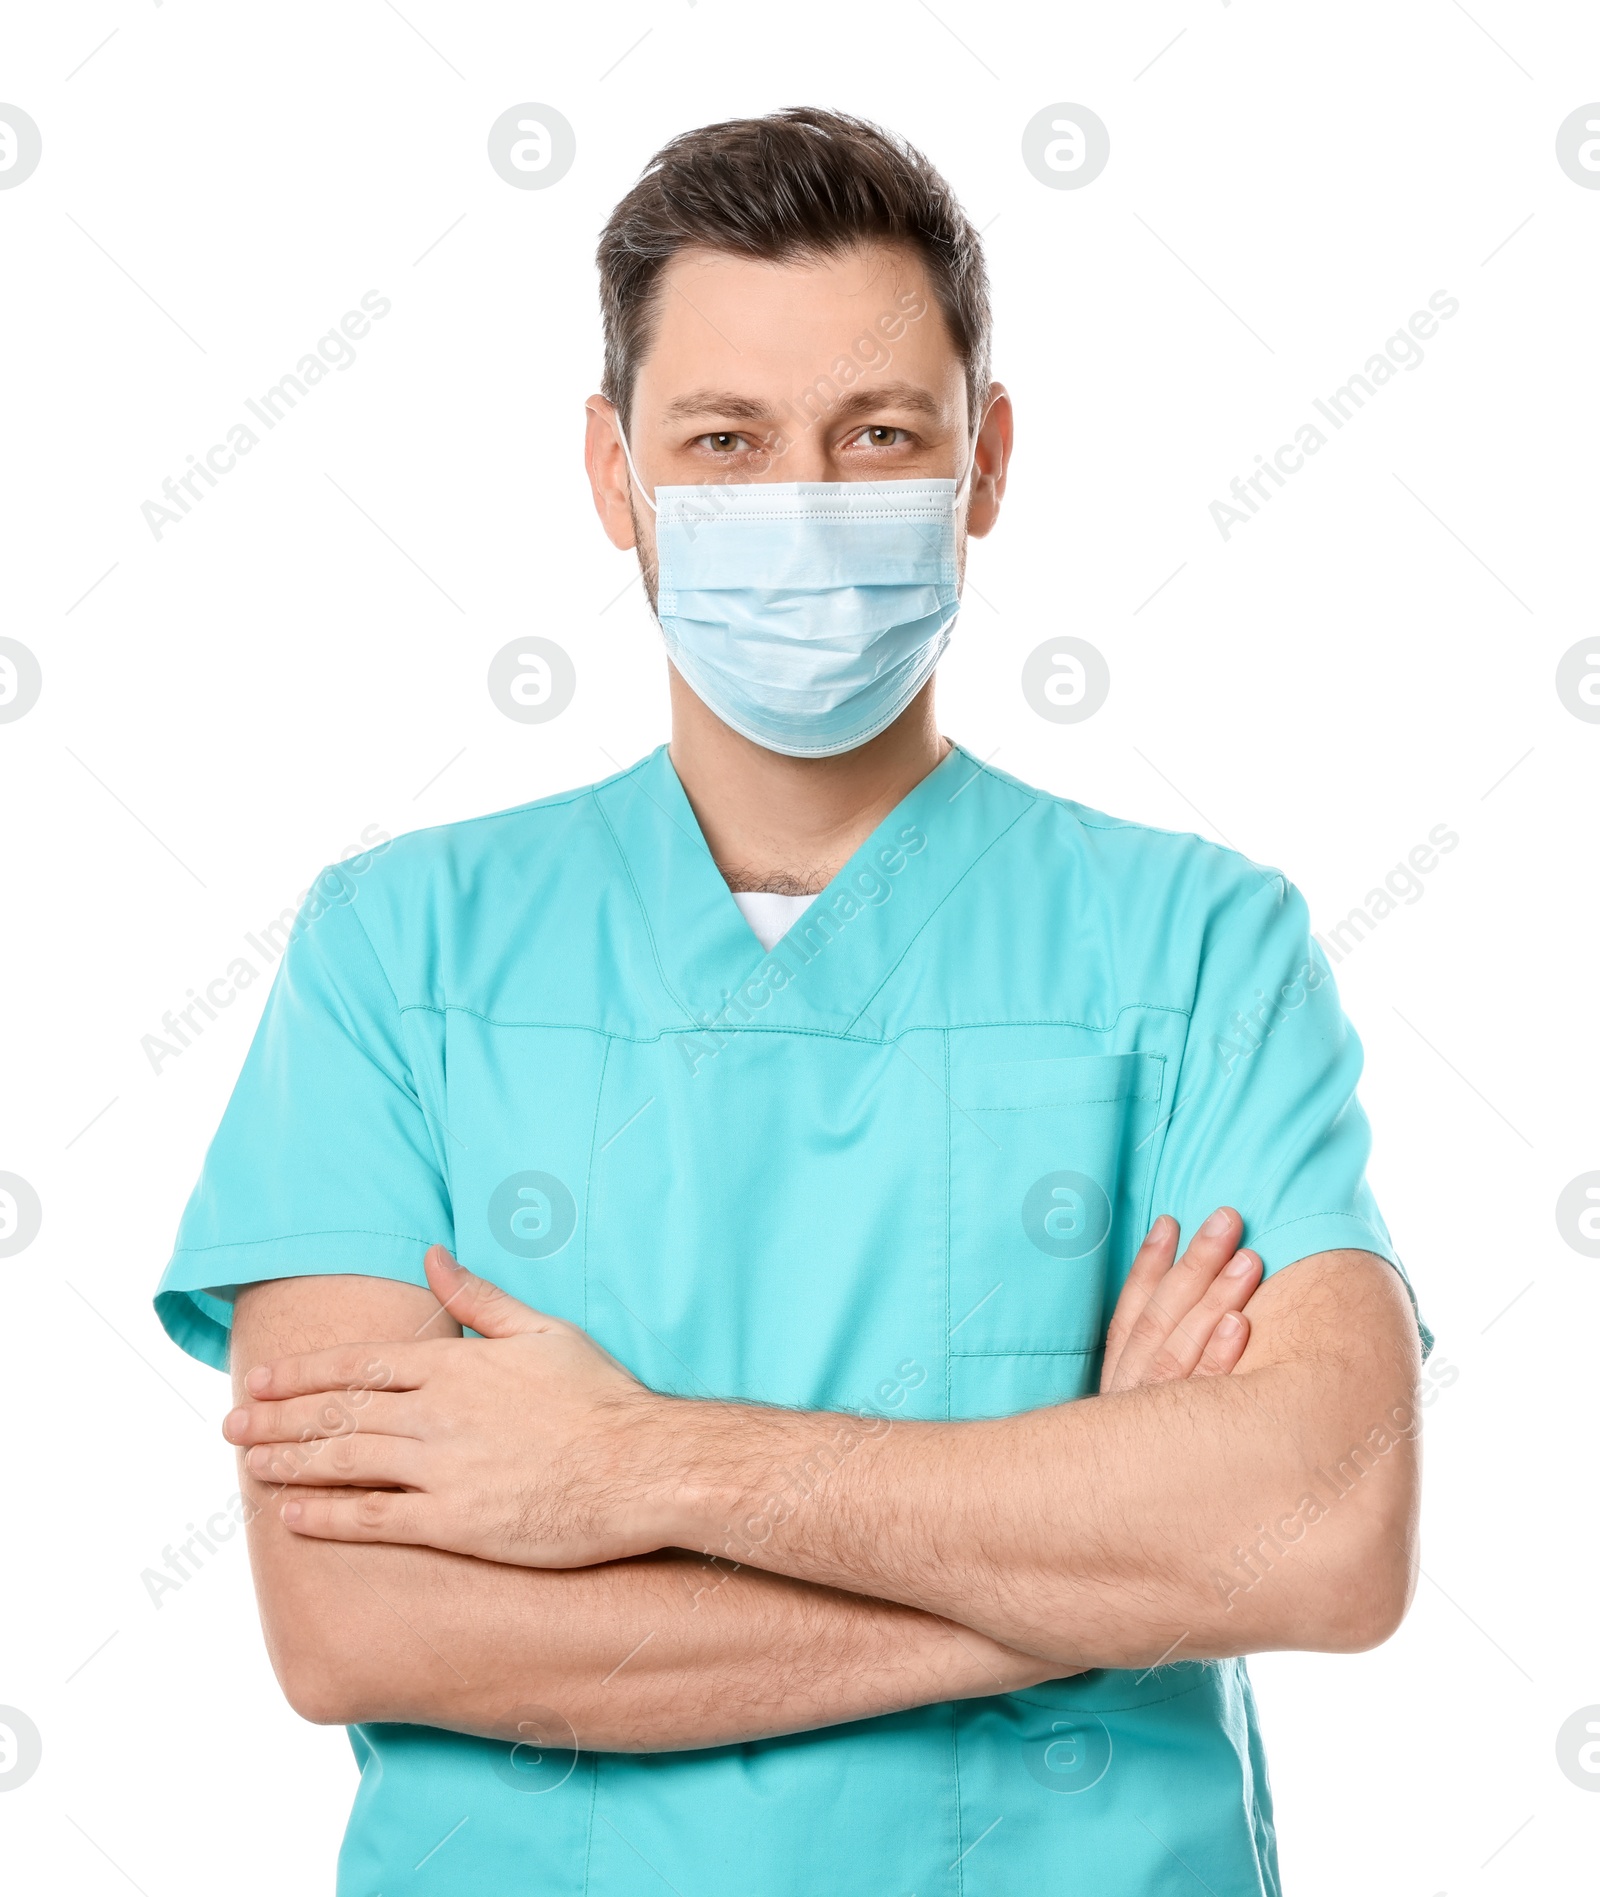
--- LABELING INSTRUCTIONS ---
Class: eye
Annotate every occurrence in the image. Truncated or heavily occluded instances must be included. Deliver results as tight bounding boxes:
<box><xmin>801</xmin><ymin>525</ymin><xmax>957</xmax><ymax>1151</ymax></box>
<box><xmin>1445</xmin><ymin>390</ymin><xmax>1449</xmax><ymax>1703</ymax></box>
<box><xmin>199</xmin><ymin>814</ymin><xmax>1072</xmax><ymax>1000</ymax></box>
<box><xmin>700</xmin><ymin>432</ymin><xmax>747</xmax><ymax>454</ymax></box>
<box><xmin>852</xmin><ymin>425</ymin><xmax>907</xmax><ymax>448</ymax></box>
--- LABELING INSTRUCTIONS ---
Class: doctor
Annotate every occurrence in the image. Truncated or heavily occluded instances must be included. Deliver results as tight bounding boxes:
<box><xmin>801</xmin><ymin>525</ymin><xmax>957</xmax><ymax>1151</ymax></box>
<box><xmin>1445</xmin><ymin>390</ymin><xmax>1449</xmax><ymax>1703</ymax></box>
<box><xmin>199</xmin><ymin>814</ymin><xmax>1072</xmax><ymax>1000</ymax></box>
<box><xmin>158</xmin><ymin>109</ymin><xmax>1425</xmax><ymax>1895</ymax></box>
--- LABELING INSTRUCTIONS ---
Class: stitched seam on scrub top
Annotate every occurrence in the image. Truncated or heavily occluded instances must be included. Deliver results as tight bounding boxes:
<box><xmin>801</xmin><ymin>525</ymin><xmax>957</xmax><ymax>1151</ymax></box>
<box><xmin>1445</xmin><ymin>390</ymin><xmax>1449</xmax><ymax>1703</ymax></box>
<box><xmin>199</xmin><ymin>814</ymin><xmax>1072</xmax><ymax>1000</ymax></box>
<box><xmin>337</xmin><ymin>901</ymin><xmax>450</xmax><ymax>1126</ymax></box>
<box><xmin>385</xmin><ymin>777</ymin><xmax>601</xmax><ymax>840</ymax></box>
<box><xmin>1011</xmin><ymin>1670</ymin><xmax>1212</xmax><ymax>1715</ymax></box>
<box><xmin>942</xmin><ymin>1029</ymin><xmax>953</xmax><ymax>1424</ymax></box>
<box><xmin>171</xmin><ymin>1227</ymin><xmax>435</xmax><ymax>1253</ymax></box>
<box><xmin>926</xmin><ymin>1003</ymin><xmax>1196</xmax><ymax>1031</ymax></box>
<box><xmin>866</xmin><ymin>754</ymin><xmax>1278</xmax><ymax>1014</ymax></box>
<box><xmin>1129</xmin><ymin>1061</ymin><xmax>1163</xmax><ymax>1261</ymax></box>
<box><xmin>379</xmin><ymin>750</ymin><xmax>1259</xmax><ymax>1030</ymax></box>
<box><xmin>1143</xmin><ymin>867</ymin><xmax>1298</xmax><ymax>1223</ymax></box>
<box><xmin>949</xmin><ymin>1346</ymin><xmax>1099</xmax><ymax>1358</ymax></box>
<box><xmin>1072</xmin><ymin>816</ymin><xmax>1284</xmax><ymax>895</ymax></box>
<box><xmin>581</xmin><ymin>1753</ymin><xmax>598</xmax><ymax>1897</ymax></box>
<box><xmin>842</xmin><ymin>745</ymin><xmax>1248</xmax><ymax>1031</ymax></box>
<box><xmin>580</xmin><ymin>1035</ymin><xmax>613</xmax><ymax>1336</ymax></box>
<box><xmin>343</xmin><ymin>895</ymin><xmax>410</xmax><ymax>1027</ymax></box>
<box><xmin>589</xmin><ymin>782</ymin><xmax>709</xmax><ymax>1037</ymax></box>
<box><xmin>344</xmin><ymin>899</ymin><xmax>466</xmax><ymax>1194</ymax></box>
<box><xmin>389</xmin><ymin>1007</ymin><xmax>1202</xmax><ymax>1052</ymax></box>
<box><xmin>949</xmin><ymin>1696</ymin><xmax>965</xmax><ymax>1897</ymax></box>
<box><xmin>1245</xmin><ymin>1210</ymin><xmax>1394</xmax><ymax>1249</ymax></box>
<box><xmin>844</xmin><ymin>803</ymin><xmax>1035</xmax><ymax>1032</ymax></box>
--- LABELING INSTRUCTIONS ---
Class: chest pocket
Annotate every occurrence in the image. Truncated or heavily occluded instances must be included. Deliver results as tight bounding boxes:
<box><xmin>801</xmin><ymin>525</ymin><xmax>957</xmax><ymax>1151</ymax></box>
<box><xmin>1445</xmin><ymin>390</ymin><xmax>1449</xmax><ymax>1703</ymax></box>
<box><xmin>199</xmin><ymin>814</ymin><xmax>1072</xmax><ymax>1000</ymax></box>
<box><xmin>946</xmin><ymin>1047</ymin><xmax>1164</xmax><ymax>1418</ymax></box>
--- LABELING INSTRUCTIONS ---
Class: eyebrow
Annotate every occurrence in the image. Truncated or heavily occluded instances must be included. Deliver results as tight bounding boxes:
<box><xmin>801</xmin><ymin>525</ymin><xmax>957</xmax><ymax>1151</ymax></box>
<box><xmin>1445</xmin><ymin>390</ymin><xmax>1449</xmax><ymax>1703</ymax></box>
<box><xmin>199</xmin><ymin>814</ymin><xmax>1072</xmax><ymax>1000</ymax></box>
<box><xmin>658</xmin><ymin>380</ymin><xmax>947</xmax><ymax>427</ymax></box>
<box><xmin>659</xmin><ymin>390</ymin><xmax>773</xmax><ymax>423</ymax></box>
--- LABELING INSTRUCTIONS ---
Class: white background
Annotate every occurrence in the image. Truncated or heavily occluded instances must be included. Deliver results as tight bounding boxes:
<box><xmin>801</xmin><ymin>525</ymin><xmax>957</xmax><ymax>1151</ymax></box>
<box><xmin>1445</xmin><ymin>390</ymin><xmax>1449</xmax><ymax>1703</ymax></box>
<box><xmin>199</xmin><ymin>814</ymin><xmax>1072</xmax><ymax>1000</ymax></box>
<box><xmin>2</xmin><ymin>2</ymin><xmax>1597</xmax><ymax>1891</ymax></box>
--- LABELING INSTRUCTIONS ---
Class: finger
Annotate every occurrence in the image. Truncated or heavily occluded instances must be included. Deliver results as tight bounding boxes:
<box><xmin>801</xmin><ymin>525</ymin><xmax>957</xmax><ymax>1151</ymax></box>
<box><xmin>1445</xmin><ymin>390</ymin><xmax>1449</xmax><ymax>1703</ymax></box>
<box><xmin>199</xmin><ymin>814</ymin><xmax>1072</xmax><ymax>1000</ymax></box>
<box><xmin>1100</xmin><ymin>1217</ymin><xmax>1179</xmax><ymax>1392</ymax></box>
<box><xmin>424</xmin><ymin>1247</ymin><xmax>547</xmax><ymax>1340</ymax></box>
<box><xmin>1193</xmin><ymin>1310</ymin><xmax>1251</xmax><ymax>1378</ymax></box>
<box><xmin>1160</xmin><ymin>1206</ymin><xmax>1246</xmax><ymax>1307</ymax></box>
<box><xmin>246</xmin><ymin>1432</ymin><xmax>424</xmax><ymax>1489</ymax></box>
<box><xmin>243</xmin><ymin>1339</ymin><xmax>425</xmax><ymax>1402</ymax></box>
<box><xmin>1131</xmin><ymin>1247</ymin><xmax>1263</xmax><ymax>1387</ymax></box>
<box><xmin>280</xmin><ymin>1487</ymin><xmax>436</xmax><ymax>1547</ymax></box>
<box><xmin>223</xmin><ymin>1388</ymin><xmax>416</xmax><ymax>1448</ymax></box>
<box><xmin>1106</xmin><ymin>1208</ymin><xmax>1244</xmax><ymax>1390</ymax></box>
<box><xmin>1179</xmin><ymin>1245</ymin><xmax>1262</xmax><ymax>1349</ymax></box>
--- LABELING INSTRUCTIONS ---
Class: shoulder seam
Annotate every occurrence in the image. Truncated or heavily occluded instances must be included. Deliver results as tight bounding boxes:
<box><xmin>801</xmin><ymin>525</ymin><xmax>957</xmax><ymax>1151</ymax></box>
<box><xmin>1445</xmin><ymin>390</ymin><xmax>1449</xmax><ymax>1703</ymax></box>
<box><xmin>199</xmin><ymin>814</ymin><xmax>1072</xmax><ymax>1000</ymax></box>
<box><xmin>361</xmin><ymin>753</ymin><xmax>657</xmax><ymax>850</ymax></box>
<box><xmin>343</xmin><ymin>893</ymin><xmax>406</xmax><ymax>1022</ymax></box>
<box><xmin>956</xmin><ymin>752</ymin><xmax>1285</xmax><ymax>886</ymax></box>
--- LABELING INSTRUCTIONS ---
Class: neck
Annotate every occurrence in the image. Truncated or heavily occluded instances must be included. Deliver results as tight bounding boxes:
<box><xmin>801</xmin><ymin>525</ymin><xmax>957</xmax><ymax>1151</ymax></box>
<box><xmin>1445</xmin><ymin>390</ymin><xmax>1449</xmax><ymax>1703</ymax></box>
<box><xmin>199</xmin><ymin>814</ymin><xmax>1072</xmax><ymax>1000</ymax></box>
<box><xmin>666</xmin><ymin>670</ymin><xmax>949</xmax><ymax>894</ymax></box>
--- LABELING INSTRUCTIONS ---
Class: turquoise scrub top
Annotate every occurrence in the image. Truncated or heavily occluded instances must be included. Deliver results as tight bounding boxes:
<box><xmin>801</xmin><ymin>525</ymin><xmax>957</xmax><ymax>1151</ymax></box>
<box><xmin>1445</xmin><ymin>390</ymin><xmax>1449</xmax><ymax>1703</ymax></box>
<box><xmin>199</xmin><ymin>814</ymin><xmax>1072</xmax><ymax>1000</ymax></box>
<box><xmin>156</xmin><ymin>743</ymin><xmax>1424</xmax><ymax>1897</ymax></box>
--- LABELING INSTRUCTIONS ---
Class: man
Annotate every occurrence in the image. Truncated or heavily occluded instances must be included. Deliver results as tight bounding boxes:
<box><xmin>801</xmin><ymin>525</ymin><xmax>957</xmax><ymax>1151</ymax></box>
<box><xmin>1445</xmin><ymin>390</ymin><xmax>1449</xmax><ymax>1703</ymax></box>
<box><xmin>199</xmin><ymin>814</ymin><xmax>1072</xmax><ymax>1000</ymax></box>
<box><xmin>156</xmin><ymin>109</ymin><xmax>1427</xmax><ymax>1896</ymax></box>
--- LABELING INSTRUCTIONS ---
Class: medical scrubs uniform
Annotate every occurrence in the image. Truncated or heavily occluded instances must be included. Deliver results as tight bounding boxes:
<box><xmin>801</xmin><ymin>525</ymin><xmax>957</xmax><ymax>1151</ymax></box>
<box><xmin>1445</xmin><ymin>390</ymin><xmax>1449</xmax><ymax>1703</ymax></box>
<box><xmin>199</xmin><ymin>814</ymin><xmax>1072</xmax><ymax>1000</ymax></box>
<box><xmin>156</xmin><ymin>743</ymin><xmax>1424</xmax><ymax>1896</ymax></box>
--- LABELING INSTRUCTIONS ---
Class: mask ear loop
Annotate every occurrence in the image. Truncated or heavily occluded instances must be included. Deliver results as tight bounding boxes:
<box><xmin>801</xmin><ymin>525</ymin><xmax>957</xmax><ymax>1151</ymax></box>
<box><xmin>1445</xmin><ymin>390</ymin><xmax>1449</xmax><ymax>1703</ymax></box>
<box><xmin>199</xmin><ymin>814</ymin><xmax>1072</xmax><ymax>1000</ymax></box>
<box><xmin>614</xmin><ymin>423</ymin><xmax>659</xmax><ymax>515</ymax></box>
<box><xmin>952</xmin><ymin>399</ymin><xmax>993</xmax><ymax>511</ymax></box>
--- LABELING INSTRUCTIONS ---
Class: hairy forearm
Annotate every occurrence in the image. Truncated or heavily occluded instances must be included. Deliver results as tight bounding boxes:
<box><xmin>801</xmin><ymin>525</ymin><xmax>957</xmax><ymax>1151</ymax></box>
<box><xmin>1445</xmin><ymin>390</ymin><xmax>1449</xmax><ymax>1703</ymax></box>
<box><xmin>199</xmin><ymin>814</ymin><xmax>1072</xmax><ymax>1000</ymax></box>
<box><xmin>231</xmin><ymin>1274</ymin><xmax>1051</xmax><ymax>1750</ymax></box>
<box><xmin>651</xmin><ymin>1254</ymin><xmax>1422</xmax><ymax>1667</ymax></box>
<box><xmin>245</xmin><ymin>1471</ymin><xmax>1050</xmax><ymax>1748</ymax></box>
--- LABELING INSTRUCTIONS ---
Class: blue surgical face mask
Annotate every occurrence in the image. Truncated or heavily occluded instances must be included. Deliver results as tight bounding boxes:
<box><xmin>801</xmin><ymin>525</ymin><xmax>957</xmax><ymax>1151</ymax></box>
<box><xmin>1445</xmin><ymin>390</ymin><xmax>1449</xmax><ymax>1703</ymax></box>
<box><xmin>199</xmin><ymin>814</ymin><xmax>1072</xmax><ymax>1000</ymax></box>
<box><xmin>618</xmin><ymin>426</ymin><xmax>979</xmax><ymax>758</ymax></box>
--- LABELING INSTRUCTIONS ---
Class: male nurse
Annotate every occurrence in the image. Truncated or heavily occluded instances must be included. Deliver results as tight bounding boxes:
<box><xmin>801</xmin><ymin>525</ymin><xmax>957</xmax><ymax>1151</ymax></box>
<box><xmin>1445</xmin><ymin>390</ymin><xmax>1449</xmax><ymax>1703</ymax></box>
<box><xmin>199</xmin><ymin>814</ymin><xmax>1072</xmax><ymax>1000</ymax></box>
<box><xmin>157</xmin><ymin>109</ymin><xmax>1427</xmax><ymax>1896</ymax></box>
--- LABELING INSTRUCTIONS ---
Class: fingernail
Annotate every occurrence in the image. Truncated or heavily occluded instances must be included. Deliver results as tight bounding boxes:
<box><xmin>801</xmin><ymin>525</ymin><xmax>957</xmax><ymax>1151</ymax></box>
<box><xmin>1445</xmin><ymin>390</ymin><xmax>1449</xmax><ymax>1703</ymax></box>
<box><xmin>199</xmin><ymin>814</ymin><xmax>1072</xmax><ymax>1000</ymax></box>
<box><xmin>223</xmin><ymin>1408</ymin><xmax>249</xmax><ymax>1441</ymax></box>
<box><xmin>281</xmin><ymin>1502</ymin><xmax>302</xmax><ymax>1526</ymax></box>
<box><xmin>1216</xmin><ymin>1313</ymin><xmax>1243</xmax><ymax>1336</ymax></box>
<box><xmin>1224</xmin><ymin>1250</ymin><xmax>1259</xmax><ymax>1278</ymax></box>
<box><xmin>245</xmin><ymin>1366</ymin><xmax>270</xmax><ymax>1395</ymax></box>
<box><xmin>1202</xmin><ymin>1209</ymin><xmax>1233</xmax><ymax>1238</ymax></box>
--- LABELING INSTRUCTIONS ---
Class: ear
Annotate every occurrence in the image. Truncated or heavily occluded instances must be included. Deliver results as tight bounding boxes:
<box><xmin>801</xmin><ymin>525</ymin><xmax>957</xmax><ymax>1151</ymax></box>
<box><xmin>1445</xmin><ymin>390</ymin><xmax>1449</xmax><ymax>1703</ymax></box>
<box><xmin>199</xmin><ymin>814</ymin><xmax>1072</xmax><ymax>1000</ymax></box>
<box><xmin>964</xmin><ymin>383</ymin><xmax>1013</xmax><ymax>540</ymax></box>
<box><xmin>584</xmin><ymin>395</ymin><xmax>638</xmax><ymax>551</ymax></box>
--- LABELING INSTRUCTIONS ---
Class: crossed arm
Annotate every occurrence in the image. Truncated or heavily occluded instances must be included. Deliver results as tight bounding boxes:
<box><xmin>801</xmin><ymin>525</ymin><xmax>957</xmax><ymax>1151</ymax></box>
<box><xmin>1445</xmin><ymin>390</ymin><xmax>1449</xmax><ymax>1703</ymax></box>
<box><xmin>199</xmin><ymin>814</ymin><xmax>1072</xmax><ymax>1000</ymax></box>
<box><xmin>231</xmin><ymin>1270</ymin><xmax>1051</xmax><ymax>1751</ymax></box>
<box><xmin>226</xmin><ymin>1211</ymin><xmax>1421</xmax><ymax>1751</ymax></box>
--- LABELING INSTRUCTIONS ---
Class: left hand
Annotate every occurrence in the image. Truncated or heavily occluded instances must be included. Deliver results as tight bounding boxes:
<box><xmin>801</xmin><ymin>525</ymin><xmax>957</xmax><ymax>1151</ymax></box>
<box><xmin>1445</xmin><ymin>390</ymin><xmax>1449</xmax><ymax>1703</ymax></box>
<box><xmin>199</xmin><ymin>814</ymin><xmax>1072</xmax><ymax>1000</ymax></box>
<box><xmin>223</xmin><ymin>1247</ymin><xmax>673</xmax><ymax>1566</ymax></box>
<box><xmin>1099</xmin><ymin>1208</ymin><xmax>1261</xmax><ymax>1395</ymax></box>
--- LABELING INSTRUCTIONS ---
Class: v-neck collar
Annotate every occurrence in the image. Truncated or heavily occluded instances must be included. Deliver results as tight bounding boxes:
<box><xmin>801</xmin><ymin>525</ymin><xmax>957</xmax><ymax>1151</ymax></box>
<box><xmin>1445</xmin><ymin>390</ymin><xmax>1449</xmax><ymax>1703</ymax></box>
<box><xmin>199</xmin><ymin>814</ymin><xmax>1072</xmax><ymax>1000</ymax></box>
<box><xmin>593</xmin><ymin>743</ymin><xmax>1035</xmax><ymax>1037</ymax></box>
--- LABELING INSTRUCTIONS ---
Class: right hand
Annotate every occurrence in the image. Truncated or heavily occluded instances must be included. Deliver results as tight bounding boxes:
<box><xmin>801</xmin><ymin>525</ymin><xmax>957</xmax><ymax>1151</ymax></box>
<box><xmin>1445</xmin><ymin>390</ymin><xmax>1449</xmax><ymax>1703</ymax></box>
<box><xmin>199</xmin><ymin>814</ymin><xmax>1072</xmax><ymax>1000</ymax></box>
<box><xmin>1099</xmin><ymin>1207</ymin><xmax>1262</xmax><ymax>1395</ymax></box>
<box><xmin>984</xmin><ymin>1208</ymin><xmax>1265</xmax><ymax>1691</ymax></box>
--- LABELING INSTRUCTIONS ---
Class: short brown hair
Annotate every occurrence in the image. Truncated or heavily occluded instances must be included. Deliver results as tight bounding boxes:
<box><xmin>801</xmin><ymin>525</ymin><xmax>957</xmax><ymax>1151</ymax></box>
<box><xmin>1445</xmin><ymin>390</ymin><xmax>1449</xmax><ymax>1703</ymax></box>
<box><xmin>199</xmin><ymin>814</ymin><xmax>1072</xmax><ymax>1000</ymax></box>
<box><xmin>596</xmin><ymin>107</ymin><xmax>991</xmax><ymax>435</ymax></box>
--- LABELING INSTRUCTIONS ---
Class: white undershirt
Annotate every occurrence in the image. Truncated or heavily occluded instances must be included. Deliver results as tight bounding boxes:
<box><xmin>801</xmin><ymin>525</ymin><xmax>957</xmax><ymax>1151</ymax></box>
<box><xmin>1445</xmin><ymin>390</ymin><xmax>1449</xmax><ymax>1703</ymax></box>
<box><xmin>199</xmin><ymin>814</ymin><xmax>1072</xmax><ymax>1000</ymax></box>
<box><xmin>731</xmin><ymin>889</ymin><xmax>814</xmax><ymax>951</ymax></box>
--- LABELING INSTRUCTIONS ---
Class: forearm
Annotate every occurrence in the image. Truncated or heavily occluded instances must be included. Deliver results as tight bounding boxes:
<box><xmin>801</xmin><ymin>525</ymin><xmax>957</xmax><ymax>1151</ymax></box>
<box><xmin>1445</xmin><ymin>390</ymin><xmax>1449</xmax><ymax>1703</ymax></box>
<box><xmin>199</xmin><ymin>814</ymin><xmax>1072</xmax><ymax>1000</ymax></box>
<box><xmin>230</xmin><ymin>1274</ymin><xmax>1050</xmax><ymax>1750</ymax></box>
<box><xmin>247</xmin><ymin>1471</ymin><xmax>1051</xmax><ymax>1749</ymax></box>
<box><xmin>654</xmin><ymin>1254</ymin><xmax>1421</xmax><ymax>1667</ymax></box>
<box><xmin>230</xmin><ymin>1251</ymin><xmax>1419</xmax><ymax>1698</ymax></box>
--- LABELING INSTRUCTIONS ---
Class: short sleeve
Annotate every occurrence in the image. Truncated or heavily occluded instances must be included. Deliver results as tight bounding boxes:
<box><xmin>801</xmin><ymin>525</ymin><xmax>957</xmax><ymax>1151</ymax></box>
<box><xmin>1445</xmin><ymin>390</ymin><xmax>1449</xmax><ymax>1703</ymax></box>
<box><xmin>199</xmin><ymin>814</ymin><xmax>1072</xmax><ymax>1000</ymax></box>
<box><xmin>154</xmin><ymin>879</ymin><xmax>454</xmax><ymax>1371</ymax></box>
<box><xmin>1150</xmin><ymin>868</ymin><xmax>1430</xmax><ymax>1353</ymax></box>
